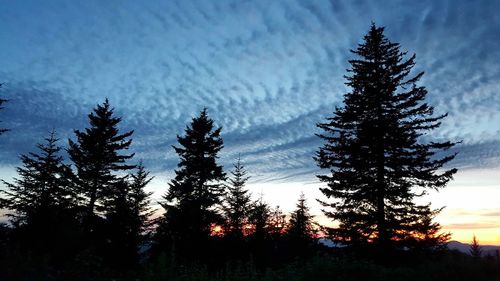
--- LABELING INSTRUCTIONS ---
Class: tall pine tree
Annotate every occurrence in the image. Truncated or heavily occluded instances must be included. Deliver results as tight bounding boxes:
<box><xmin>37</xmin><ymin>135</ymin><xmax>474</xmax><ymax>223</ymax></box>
<box><xmin>155</xmin><ymin>108</ymin><xmax>226</xmax><ymax>261</ymax></box>
<box><xmin>315</xmin><ymin>24</ymin><xmax>457</xmax><ymax>251</ymax></box>
<box><xmin>223</xmin><ymin>155</ymin><xmax>252</xmax><ymax>238</ymax></box>
<box><xmin>68</xmin><ymin>99</ymin><xmax>135</xmax><ymax>231</ymax></box>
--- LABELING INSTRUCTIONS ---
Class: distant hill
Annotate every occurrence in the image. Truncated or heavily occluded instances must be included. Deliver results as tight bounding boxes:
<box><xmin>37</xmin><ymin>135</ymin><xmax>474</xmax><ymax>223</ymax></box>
<box><xmin>319</xmin><ymin>239</ymin><xmax>500</xmax><ymax>257</ymax></box>
<box><xmin>448</xmin><ymin>241</ymin><xmax>500</xmax><ymax>257</ymax></box>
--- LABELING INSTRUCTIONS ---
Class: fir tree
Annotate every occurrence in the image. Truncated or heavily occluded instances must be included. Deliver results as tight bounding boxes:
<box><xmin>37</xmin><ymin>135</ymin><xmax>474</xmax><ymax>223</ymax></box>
<box><xmin>223</xmin><ymin>155</ymin><xmax>252</xmax><ymax>238</ymax></box>
<box><xmin>248</xmin><ymin>196</ymin><xmax>271</xmax><ymax>239</ymax></box>
<box><xmin>470</xmin><ymin>235</ymin><xmax>482</xmax><ymax>259</ymax></box>
<box><xmin>403</xmin><ymin>206</ymin><xmax>450</xmax><ymax>251</ymax></box>
<box><xmin>287</xmin><ymin>193</ymin><xmax>315</xmax><ymax>244</ymax></box>
<box><xmin>315</xmin><ymin>24</ymin><xmax>457</xmax><ymax>250</ymax></box>
<box><xmin>155</xmin><ymin>108</ymin><xmax>226</xmax><ymax>260</ymax></box>
<box><xmin>128</xmin><ymin>162</ymin><xmax>155</xmax><ymax>244</ymax></box>
<box><xmin>1</xmin><ymin>130</ymin><xmax>75</xmax><ymax>225</ymax></box>
<box><xmin>247</xmin><ymin>196</ymin><xmax>271</xmax><ymax>268</ymax></box>
<box><xmin>104</xmin><ymin>165</ymin><xmax>153</xmax><ymax>269</ymax></box>
<box><xmin>269</xmin><ymin>205</ymin><xmax>286</xmax><ymax>237</ymax></box>
<box><xmin>104</xmin><ymin>178</ymin><xmax>133</xmax><ymax>268</ymax></box>
<box><xmin>0</xmin><ymin>130</ymin><xmax>78</xmax><ymax>257</ymax></box>
<box><xmin>68</xmin><ymin>99</ymin><xmax>135</xmax><ymax>230</ymax></box>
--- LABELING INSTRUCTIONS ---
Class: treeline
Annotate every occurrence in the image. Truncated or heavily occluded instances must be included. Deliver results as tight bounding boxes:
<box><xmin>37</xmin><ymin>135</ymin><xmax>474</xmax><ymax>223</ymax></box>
<box><xmin>0</xmin><ymin>99</ymin><xmax>321</xmax><ymax>280</ymax></box>
<box><xmin>1</xmin><ymin>24</ymin><xmax>499</xmax><ymax>280</ymax></box>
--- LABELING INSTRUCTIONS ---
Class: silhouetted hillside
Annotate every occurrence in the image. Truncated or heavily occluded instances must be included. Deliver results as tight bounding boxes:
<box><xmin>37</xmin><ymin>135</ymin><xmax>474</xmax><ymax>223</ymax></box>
<box><xmin>448</xmin><ymin>241</ymin><xmax>500</xmax><ymax>257</ymax></box>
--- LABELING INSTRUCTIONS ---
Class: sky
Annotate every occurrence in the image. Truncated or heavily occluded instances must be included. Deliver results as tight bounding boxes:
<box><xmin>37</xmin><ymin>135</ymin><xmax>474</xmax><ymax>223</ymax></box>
<box><xmin>0</xmin><ymin>0</ymin><xmax>499</xmax><ymax>244</ymax></box>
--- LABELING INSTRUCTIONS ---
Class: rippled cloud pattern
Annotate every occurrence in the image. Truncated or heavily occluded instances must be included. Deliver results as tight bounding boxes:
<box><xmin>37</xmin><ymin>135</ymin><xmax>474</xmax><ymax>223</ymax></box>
<box><xmin>1</xmin><ymin>0</ymin><xmax>499</xmax><ymax>182</ymax></box>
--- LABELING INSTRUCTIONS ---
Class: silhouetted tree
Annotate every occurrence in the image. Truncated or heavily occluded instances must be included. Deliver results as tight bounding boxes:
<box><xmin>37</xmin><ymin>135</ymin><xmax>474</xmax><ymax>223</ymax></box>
<box><xmin>1</xmin><ymin>130</ymin><xmax>75</xmax><ymax>226</ymax></box>
<box><xmin>0</xmin><ymin>83</ymin><xmax>8</xmax><ymax>135</ymax></box>
<box><xmin>470</xmin><ymin>235</ymin><xmax>482</xmax><ymax>259</ymax></box>
<box><xmin>287</xmin><ymin>193</ymin><xmax>315</xmax><ymax>248</ymax></box>
<box><xmin>269</xmin><ymin>205</ymin><xmax>286</xmax><ymax>237</ymax></box>
<box><xmin>246</xmin><ymin>196</ymin><xmax>272</xmax><ymax>268</ymax></box>
<box><xmin>0</xmin><ymin>130</ymin><xmax>78</xmax><ymax>261</ymax></box>
<box><xmin>155</xmin><ymin>108</ymin><xmax>226</xmax><ymax>262</ymax></box>
<box><xmin>223</xmin><ymin>155</ymin><xmax>252</xmax><ymax>238</ymax></box>
<box><xmin>104</xmin><ymin>164</ymin><xmax>154</xmax><ymax>270</ymax></box>
<box><xmin>125</xmin><ymin>163</ymin><xmax>155</xmax><ymax>265</ymax></box>
<box><xmin>104</xmin><ymin>178</ymin><xmax>133</xmax><ymax>268</ymax></box>
<box><xmin>128</xmin><ymin>162</ymin><xmax>155</xmax><ymax>245</ymax></box>
<box><xmin>315</xmin><ymin>24</ymin><xmax>457</xmax><ymax>251</ymax></box>
<box><xmin>248</xmin><ymin>196</ymin><xmax>271</xmax><ymax>240</ymax></box>
<box><xmin>404</xmin><ymin>206</ymin><xmax>450</xmax><ymax>251</ymax></box>
<box><xmin>68</xmin><ymin>99</ymin><xmax>135</xmax><ymax>233</ymax></box>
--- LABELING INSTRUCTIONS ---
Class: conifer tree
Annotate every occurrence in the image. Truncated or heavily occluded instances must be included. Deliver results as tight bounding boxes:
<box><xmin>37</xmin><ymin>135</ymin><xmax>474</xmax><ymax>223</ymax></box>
<box><xmin>128</xmin><ymin>162</ymin><xmax>155</xmax><ymax>243</ymax></box>
<box><xmin>248</xmin><ymin>196</ymin><xmax>271</xmax><ymax>239</ymax></box>
<box><xmin>1</xmin><ymin>130</ymin><xmax>75</xmax><ymax>225</ymax></box>
<box><xmin>287</xmin><ymin>193</ymin><xmax>315</xmax><ymax>244</ymax></box>
<box><xmin>470</xmin><ymin>235</ymin><xmax>482</xmax><ymax>259</ymax></box>
<box><xmin>104</xmin><ymin>165</ymin><xmax>153</xmax><ymax>268</ymax></box>
<box><xmin>155</xmin><ymin>108</ymin><xmax>225</xmax><ymax>259</ymax></box>
<box><xmin>223</xmin><ymin>155</ymin><xmax>252</xmax><ymax>238</ymax></box>
<box><xmin>68</xmin><ymin>99</ymin><xmax>135</xmax><ymax>231</ymax></box>
<box><xmin>404</xmin><ymin>205</ymin><xmax>450</xmax><ymax>251</ymax></box>
<box><xmin>0</xmin><ymin>130</ymin><xmax>77</xmax><ymax>256</ymax></box>
<box><xmin>315</xmin><ymin>24</ymin><xmax>457</xmax><ymax>250</ymax></box>
<box><xmin>269</xmin><ymin>205</ymin><xmax>286</xmax><ymax>237</ymax></box>
<box><xmin>104</xmin><ymin>178</ymin><xmax>132</xmax><ymax>267</ymax></box>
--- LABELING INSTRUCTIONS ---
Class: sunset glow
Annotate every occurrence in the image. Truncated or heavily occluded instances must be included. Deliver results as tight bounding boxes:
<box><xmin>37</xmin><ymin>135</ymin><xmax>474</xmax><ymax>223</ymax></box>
<box><xmin>1</xmin><ymin>0</ymin><xmax>500</xmax><ymax>247</ymax></box>
<box><xmin>210</xmin><ymin>224</ymin><xmax>224</xmax><ymax>237</ymax></box>
<box><xmin>1</xmin><ymin>1</ymin><xmax>500</xmax><ymax>279</ymax></box>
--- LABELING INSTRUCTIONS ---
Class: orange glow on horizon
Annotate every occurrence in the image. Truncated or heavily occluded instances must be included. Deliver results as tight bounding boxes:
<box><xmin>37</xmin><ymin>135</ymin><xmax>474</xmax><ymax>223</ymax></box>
<box><xmin>210</xmin><ymin>224</ymin><xmax>224</xmax><ymax>236</ymax></box>
<box><xmin>442</xmin><ymin>227</ymin><xmax>500</xmax><ymax>246</ymax></box>
<box><xmin>313</xmin><ymin>215</ymin><xmax>500</xmax><ymax>246</ymax></box>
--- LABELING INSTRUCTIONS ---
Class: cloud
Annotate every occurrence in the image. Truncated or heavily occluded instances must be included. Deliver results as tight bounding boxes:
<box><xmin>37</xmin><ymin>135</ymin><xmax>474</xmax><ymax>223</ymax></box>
<box><xmin>0</xmin><ymin>0</ymin><xmax>499</xmax><ymax>183</ymax></box>
<box><xmin>445</xmin><ymin>223</ymin><xmax>500</xmax><ymax>230</ymax></box>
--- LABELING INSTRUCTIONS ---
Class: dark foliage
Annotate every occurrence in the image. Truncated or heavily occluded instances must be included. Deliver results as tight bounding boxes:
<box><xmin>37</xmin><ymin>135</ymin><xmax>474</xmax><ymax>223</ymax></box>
<box><xmin>286</xmin><ymin>193</ymin><xmax>316</xmax><ymax>255</ymax></box>
<box><xmin>248</xmin><ymin>196</ymin><xmax>271</xmax><ymax>241</ymax></box>
<box><xmin>0</xmin><ymin>101</ymin><xmax>154</xmax><ymax>280</ymax></box>
<box><xmin>0</xmin><ymin>24</ymin><xmax>491</xmax><ymax>281</ymax></box>
<box><xmin>315</xmin><ymin>24</ymin><xmax>457</xmax><ymax>251</ymax></box>
<box><xmin>104</xmin><ymin>165</ymin><xmax>154</xmax><ymax>269</ymax></box>
<box><xmin>470</xmin><ymin>235</ymin><xmax>482</xmax><ymax>259</ymax></box>
<box><xmin>1</xmin><ymin>130</ymin><xmax>76</xmax><ymax>225</ymax></box>
<box><xmin>68</xmin><ymin>99</ymin><xmax>135</xmax><ymax>229</ymax></box>
<box><xmin>140</xmin><ymin>250</ymin><xmax>500</xmax><ymax>281</ymax></box>
<box><xmin>0</xmin><ymin>130</ymin><xmax>82</xmax><ymax>276</ymax></box>
<box><xmin>67</xmin><ymin>99</ymin><xmax>154</xmax><ymax>273</ymax></box>
<box><xmin>223</xmin><ymin>155</ymin><xmax>252</xmax><ymax>238</ymax></box>
<box><xmin>269</xmin><ymin>205</ymin><xmax>286</xmax><ymax>237</ymax></box>
<box><xmin>154</xmin><ymin>108</ymin><xmax>226</xmax><ymax>262</ymax></box>
<box><xmin>220</xmin><ymin>156</ymin><xmax>253</xmax><ymax>265</ymax></box>
<box><xmin>128</xmin><ymin>162</ymin><xmax>156</xmax><ymax>243</ymax></box>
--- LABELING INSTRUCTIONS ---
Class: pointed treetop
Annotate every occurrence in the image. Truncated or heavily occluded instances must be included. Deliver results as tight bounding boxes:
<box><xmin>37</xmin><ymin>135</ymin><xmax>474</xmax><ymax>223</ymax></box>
<box><xmin>315</xmin><ymin>23</ymin><xmax>457</xmax><ymax>249</ymax></box>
